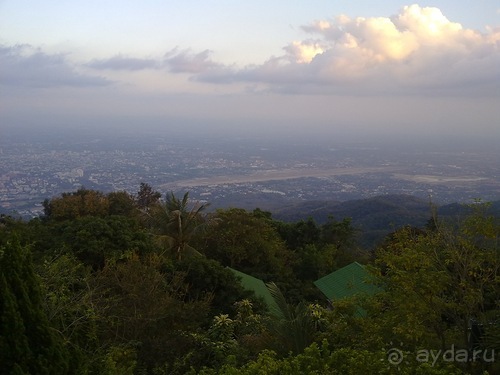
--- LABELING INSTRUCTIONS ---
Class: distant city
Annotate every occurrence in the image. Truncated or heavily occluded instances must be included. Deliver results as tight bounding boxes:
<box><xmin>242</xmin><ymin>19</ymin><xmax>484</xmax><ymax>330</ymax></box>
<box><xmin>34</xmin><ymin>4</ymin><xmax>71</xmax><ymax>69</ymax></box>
<box><xmin>1</xmin><ymin>127</ymin><xmax>499</xmax><ymax>218</ymax></box>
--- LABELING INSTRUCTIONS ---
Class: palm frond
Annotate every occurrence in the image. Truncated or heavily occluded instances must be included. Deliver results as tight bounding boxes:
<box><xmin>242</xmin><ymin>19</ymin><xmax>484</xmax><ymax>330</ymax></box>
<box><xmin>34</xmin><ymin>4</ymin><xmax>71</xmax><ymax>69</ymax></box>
<box><xmin>266</xmin><ymin>282</ymin><xmax>291</xmax><ymax>320</ymax></box>
<box><xmin>181</xmin><ymin>191</ymin><xmax>189</xmax><ymax>210</ymax></box>
<box><xmin>184</xmin><ymin>244</ymin><xmax>203</xmax><ymax>258</ymax></box>
<box><xmin>265</xmin><ymin>282</ymin><xmax>317</xmax><ymax>354</ymax></box>
<box><xmin>483</xmin><ymin>322</ymin><xmax>500</xmax><ymax>351</ymax></box>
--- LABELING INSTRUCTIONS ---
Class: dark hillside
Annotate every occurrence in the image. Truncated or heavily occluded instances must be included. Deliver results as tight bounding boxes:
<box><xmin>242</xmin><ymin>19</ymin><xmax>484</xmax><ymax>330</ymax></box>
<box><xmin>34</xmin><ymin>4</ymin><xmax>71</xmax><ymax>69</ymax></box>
<box><xmin>438</xmin><ymin>199</ymin><xmax>500</xmax><ymax>218</ymax></box>
<box><xmin>272</xmin><ymin>195</ymin><xmax>500</xmax><ymax>249</ymax></box>
<box><xmin>272</xmin><ymin>195</ymin><xmax>431</xmax><ymax>248</ymax></box>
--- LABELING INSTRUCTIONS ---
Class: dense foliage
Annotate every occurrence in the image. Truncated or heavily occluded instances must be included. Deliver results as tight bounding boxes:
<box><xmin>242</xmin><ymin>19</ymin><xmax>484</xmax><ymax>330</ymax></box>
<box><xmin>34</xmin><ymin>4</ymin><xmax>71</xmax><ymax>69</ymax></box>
<box><xmin>0</xmin><ymin>186</ymin><xmax>498</xmax><ymax>374</ymax></box>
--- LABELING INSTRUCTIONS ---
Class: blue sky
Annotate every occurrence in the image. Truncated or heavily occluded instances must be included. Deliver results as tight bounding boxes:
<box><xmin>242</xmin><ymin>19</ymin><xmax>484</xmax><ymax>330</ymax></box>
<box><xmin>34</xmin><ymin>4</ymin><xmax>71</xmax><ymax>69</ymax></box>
<box><xmin>1</xmin><ymin>1</ymin><xmax>499</xmax><ymax>140</ymax></box>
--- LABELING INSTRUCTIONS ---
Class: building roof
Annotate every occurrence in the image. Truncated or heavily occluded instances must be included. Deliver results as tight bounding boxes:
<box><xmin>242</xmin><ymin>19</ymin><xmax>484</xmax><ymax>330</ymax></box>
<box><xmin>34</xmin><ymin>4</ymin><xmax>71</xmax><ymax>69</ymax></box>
<box><xmin>313</xmin><ymin>262</ymin><xmax>379</xmax><ymax>302</ymax></box>
<box><xmin>228</xmin><ymin>267</ymin><xmax>278</xmax><ymax>313</ymax></box>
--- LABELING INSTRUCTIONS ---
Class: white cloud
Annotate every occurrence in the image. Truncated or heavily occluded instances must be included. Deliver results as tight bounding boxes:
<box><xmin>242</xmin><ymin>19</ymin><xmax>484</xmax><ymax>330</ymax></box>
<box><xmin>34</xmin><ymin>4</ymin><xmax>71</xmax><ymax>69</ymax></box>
<box><xmin>192</xmin><ymin>4</ymin><xmax>500</xmax><ymax>96</ymax></box>
<box><xmin>283</xmin><ymin>40</ymin><xmax>325</xmax><ymax>64</ymax></box>
<box><xmin>10</xmin><ymin>5</ymin><xmax>497</xmax><ymax>98</ymax></box>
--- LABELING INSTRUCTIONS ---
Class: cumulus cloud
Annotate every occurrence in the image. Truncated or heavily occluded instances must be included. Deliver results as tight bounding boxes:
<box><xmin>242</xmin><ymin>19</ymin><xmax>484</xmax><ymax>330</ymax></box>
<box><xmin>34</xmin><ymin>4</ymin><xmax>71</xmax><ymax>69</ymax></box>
<box><xmin>194</xmin><ymin>4</ymin><xmax>500</xmax><ymax>96</ymax></box>
<box><xmin>11</xmin><ymin>5</ymin><xmax>495</xmax><ymax>97</ymax></box>
<box><xmin>0</xmin><ymin>44</ymin><xmax>111</xmax><ymax>88</ymax></box>
<box><xmin>86</xmin><ymin>55</ymin><xmax>159</xmax><ymax>70</ymax></box>
<box><xmin>283</xmin><ymin>40</ymin><xmax>325</xmax><ymax>64</ymax></box>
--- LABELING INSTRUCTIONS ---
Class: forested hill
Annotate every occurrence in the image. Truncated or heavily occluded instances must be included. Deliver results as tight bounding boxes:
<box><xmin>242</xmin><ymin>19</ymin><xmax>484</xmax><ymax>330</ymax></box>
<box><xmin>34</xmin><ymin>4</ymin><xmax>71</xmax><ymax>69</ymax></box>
<box><xmin>2</xmin><ymin>193</ymin><xmax>498</xmax><ymax>249</ymax></box>
<box><xmin>1</xmin><ymin>186</ymin><xmax>499</xmax><ymax>374</ymax></box>
<box><xmin>272</xmin><ymin>194</ymin><xmax>500</xmax><ymax>248</ymax></box>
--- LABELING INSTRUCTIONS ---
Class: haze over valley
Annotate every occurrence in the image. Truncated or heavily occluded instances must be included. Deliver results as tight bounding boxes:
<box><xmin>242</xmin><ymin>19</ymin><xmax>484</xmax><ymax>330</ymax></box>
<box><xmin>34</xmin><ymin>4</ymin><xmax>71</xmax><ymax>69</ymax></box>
<box><xmin>1</xmin><ymin>127</ymin><xmax>498</xmax><ymax>218</ymax></box>
<box><xmin>2</xmin><ymin>1</ymin><xmax>499</xmax><ymax>217</ymax></box>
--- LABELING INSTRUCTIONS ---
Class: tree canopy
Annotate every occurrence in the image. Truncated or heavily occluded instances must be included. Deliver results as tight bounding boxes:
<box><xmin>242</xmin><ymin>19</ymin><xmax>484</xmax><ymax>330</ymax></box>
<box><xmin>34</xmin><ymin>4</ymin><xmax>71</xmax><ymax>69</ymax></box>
<box><xmin>1</xmin><ymin>187</ymin><xmax>498</xmax><ymax>374</ymax></box>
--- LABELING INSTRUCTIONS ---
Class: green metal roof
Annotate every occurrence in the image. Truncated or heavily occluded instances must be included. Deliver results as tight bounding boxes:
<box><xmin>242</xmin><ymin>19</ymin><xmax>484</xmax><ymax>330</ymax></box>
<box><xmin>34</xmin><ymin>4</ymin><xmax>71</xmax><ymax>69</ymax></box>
<box><xmin>228</xmin><ymin>267</ymin><xmax>278</xmax><ymax>313</ymax></box>
<box><xmin>314</xmin><ymin>262</ymin><xmax>379</xmax><ymax>302</ymax></box>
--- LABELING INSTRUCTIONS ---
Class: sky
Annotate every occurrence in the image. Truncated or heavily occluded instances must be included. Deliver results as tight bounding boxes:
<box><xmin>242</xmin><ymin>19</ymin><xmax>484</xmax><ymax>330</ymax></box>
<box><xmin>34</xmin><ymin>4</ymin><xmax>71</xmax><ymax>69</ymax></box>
<box><xmin>1</xmin><ymin>1</ymin><xmax>499</xmax><ymax>141</ymax></box>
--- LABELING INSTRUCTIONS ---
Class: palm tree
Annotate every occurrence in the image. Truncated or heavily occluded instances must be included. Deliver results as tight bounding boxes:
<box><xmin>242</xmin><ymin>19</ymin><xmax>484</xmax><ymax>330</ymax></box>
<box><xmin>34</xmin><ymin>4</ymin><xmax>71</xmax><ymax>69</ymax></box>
<box><xmin>266</xmin><ymin>282</ymin><xmax>317</xmax><ymax>354</ymax></box>
<box><xmin>150</xmin><ymin>192</ymin><xmax>211</xmax><ymax>260</ymax></box>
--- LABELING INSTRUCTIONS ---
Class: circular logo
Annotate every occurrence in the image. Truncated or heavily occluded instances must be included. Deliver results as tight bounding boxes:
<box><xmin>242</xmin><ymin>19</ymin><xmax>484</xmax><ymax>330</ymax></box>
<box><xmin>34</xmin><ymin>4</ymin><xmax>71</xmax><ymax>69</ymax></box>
<box><xmin>387</xmin><ymin>347</ymin><xmax>404</xmax><ymax>365</ymax></box>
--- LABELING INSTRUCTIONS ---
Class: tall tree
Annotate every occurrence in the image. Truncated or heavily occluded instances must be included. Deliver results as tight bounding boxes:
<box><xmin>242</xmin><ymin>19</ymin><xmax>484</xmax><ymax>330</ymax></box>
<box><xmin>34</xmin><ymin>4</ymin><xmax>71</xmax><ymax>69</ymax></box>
<box><xmin>0</xmin><ymin>237</ymin><xmax>69</xmax><ymax>374</ymax></box>
<box><xmin>373</xmin><ymin>202</ymin><xmax>500</xmax><ymax>351</ymax></box>
<box><xmin>136</xmin><ymin>182</ymin><xmax>161</xmax><ymax>212</ymax></box>
<box><xmin>90</xmin><ymin>253</ymin><xmax>211</xmax><ymax>372</ymax></box>
<box><xmin>43</xmin><ymin>188</ymin><xmax>109</xmax><ymax>221</ymax></box>
<box><xmin>199</xmin><ymin>208</ymin><xmax>293</xmax><ymax>280</ymax></box>
<box><xmin>373</xmin><ymin>227</ymin><xmax>453</xmax><ymax>348</ymax></box>
<box><xmin>36</xmin><ymin>253</ymin><xmax>100</xmax><ymax>373</ymax></box>
<box><xmin>108</xmin><ymin>191</ymin><xmax>139</xmax><ymax>217</ymax></box>
<box><xmin>150</xmin><ymin>192</ymin><xmax>210</xmax><ymax>260</ymax></box>
<box><xmin>265</xmin><ymin>282</ymin><xmax>317</xmax><ymax>355</ymax></box>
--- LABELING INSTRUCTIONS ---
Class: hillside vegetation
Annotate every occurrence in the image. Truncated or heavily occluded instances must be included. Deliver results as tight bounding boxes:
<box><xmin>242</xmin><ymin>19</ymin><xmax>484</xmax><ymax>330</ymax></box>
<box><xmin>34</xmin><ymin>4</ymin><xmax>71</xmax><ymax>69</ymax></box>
<box><xmin>273</xmin><ymin>195</ymin><xmax>500</xmax><ymax>248</ymax></box>
<box><xmin>0</xmin><ymin>185</ymin><xmax>499</xmax><ymax>374</ymax></box>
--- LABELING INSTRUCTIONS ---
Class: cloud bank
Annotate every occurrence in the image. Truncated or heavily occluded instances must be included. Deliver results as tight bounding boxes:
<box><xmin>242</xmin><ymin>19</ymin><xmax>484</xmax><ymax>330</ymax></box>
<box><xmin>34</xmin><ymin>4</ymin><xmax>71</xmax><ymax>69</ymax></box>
<box><xmin>3</xmin><ymin>5</ymin><xmax>499</xmax><ymax>98</ymax></box>
<box><xmin>0</xmin><ymin>44</ymin><xmax>110</xmax><ymax>88</ymax></box>
<box><xmin>163</xmin><ymin>48</ymin><xmax>225</xmax><ymax>74</ymax></box>
<box><xmin>188</xmin><ymin>4</ymin><xmax>500</xmax><ymax>96</ymax></box>
<box><xmin>86</xmin><ymin>55</ymin><xmax>160</xmax><ymax>71</ymax></box>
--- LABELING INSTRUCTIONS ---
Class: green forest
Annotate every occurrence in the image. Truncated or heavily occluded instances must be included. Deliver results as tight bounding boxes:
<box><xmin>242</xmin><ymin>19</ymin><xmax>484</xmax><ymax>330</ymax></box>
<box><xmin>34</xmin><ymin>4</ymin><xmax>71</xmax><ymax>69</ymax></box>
<box><xmin>1</xmin><ymin>184</ymin><xmax>498</xmax><ymax>374</ymax></box>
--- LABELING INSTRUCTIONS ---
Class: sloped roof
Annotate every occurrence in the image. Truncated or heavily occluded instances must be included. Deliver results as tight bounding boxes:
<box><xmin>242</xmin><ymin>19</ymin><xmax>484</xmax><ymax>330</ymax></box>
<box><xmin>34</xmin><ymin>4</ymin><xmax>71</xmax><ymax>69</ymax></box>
<box><xmin>314</xmin><ymin>262</ymin><xmax>379</xmax><ymax>301</ymax></box>
<box><xmin>228</xmin><ymin>267</ymin><xmax>278</xmax><ymax>312</ymax></box>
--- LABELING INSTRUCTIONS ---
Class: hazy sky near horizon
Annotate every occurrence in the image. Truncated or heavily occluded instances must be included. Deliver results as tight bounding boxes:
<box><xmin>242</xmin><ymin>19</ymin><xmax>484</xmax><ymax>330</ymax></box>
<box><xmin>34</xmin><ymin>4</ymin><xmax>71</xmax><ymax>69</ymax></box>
<box><xmin>1</xmin><ymin>1</ymin><xmax>499</xmax><ymax>140</ymax></box>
